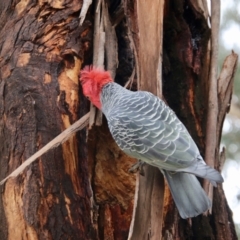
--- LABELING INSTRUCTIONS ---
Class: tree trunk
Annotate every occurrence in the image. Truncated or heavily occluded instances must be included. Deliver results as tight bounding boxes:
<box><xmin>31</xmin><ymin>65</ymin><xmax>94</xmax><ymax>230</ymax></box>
<box><xmin>0</xmin><ymin>0</ymin><xmax>238</xmax><ymax>240</ymax></box>
<box><xmin>0</xmin><ymin>1</ymin><xmax>96</xmax><ymax>239</ymax></box>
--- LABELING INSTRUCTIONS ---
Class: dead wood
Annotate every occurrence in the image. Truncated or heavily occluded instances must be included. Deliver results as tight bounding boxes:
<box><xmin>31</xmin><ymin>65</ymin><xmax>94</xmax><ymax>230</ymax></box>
<box><xmin>203</xmin><ymin>0</ymin><xmax>221</xmax><ymax>203</ymax></box>
<box><xmin>212</xmin><ymin>52</ymin><xmax>238</xmax><ymax>239</ymax></box>
<box><xmin>217</xmin><ymin>51</ymin><xmax>238</xmax><ymax>145</ymax></box>
<box><xmin>125</xmin><ymin>1</ymin><xmax>165</xmax><ymax>239</ymax></box>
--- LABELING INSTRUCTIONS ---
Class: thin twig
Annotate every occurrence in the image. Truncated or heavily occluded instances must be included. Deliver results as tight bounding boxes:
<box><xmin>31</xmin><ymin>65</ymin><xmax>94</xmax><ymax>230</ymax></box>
<box><xmin>124</xmin><ymin>67</ymin><xmax>135</xmax><ymax>89</ymax></box>
<box><xmin>128</xmin><ymin>172</ymin><xmax>140</xmax><ymax>238</ymax></box>
<box><xmin>0</xmin><ymin>112</ymin><xmax>90</xmax><ymax>185</ymax></box>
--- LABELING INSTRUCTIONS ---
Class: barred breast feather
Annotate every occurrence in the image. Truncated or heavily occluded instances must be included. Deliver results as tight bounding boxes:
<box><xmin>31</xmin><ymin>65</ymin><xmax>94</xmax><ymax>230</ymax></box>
<box><xmin>101</xmin><ymin>83</ymin><xmax>199</xmax><ymax>168</ymax></box>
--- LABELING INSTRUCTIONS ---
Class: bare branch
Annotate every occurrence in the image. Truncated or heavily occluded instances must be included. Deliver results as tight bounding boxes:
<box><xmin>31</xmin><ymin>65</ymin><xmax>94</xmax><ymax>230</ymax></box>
<box><xmin>0</xmin><ymin>112</ymin><xmax>90</xmax><ymax>185</ymax></box>
<box><xmin>124</xmin><ymin>67</ymin><xmax>135</xmax><ymax>89</ymax></box>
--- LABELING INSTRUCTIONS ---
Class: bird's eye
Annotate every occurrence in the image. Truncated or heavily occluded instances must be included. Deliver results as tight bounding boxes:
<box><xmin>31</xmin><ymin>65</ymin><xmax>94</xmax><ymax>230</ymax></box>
<box><xmin>86</xmin><ymin>96</ymin><xmax>90</xmax><ymax>100</ymax></box>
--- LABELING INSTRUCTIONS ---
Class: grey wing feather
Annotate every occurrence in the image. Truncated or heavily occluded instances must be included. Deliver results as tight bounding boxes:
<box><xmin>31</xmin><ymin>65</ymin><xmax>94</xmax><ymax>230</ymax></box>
<box><xmin>107</xmin><ymin>90</ymin><xmax>223</xmax><ymax>184</ymax></box>
<box><xmin>102</xmin><ymin>85</ymin><xmax>223</xmax><ymax>218</ymax></box>
<box><xmin>108</xmin><ymin>91</ymin><xmax>199</xmax><ymax>170</ymax></box>
<box><xmin>180</xmin><ymin>160</ymin><xmax>223</xmax><ymax>186</ymax></box>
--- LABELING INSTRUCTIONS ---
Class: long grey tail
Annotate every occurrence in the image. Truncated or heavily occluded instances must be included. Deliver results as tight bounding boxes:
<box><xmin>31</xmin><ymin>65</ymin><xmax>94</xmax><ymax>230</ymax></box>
<box><xmin>180</xmin><ymin>162</ymin><xmax>224</xmax><ymax>187</ymax></box>
<box><xmin>163</xmin><ymin>170</ymin><xmax>211</xmax><ymax>219</ymax></box>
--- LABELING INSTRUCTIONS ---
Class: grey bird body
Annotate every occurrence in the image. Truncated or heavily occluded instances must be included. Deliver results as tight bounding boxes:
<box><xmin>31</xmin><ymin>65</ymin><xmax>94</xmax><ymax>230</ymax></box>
<box><xmin>101</xmin><ymin>82</ymin><xmax>223</xmax><ymax>219</ymax></box>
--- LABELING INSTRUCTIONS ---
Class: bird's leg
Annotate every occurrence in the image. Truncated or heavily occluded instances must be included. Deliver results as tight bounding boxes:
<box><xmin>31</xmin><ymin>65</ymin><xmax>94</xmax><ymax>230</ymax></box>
<box><xmin>129</xmin><ymin>160</ymin><xmax>145</xmax><ymax>176</ymax></box>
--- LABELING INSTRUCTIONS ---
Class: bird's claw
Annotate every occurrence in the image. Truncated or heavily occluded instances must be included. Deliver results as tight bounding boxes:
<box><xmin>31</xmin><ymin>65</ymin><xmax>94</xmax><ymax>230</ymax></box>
<box><xmin>129</xmin><ymin>160</ymin><xmax>145</xmax><ymax>176</ymax></box>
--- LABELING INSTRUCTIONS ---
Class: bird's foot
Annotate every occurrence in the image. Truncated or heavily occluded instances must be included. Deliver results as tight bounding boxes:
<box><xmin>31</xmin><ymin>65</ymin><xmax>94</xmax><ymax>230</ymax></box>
<box><xmin>129</xmin><ymin>160</ymin><xmax>145</xmax><ymax>176</ymax></box>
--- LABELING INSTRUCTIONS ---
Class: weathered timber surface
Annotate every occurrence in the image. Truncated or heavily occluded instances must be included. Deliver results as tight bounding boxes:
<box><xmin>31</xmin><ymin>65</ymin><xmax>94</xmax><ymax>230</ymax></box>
<box><xmin>125</xmin><ymin>0</ymin><xmax>165</xmax><ymax>239</ymax></box>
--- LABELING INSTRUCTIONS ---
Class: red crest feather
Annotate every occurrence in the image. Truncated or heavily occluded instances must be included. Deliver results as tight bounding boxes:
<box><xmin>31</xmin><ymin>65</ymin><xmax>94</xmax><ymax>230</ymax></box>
<box><xmin>79</xmin><ymin>66</ymin><xmax>113</xmax><ymax>109</ymax></box>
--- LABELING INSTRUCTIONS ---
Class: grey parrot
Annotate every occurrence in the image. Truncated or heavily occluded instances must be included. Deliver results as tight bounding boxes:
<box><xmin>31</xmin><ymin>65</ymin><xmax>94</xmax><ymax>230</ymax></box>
<box><xmin>80</xmin><ymin>67</ymin><xmax>223</xmax><ymax>219</ymax></box>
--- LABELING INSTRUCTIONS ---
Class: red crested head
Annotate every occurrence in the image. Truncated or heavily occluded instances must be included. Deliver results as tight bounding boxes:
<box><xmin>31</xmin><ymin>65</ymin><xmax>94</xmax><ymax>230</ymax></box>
<box><xmin>80</xmin><ymin>66</ymin><xmax>113</xmax><ymax>109</ymax></box>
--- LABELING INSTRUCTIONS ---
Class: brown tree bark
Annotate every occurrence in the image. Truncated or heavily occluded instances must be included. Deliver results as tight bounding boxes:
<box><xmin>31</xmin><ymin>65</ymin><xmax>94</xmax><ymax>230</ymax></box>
<box><xmin>0</xmin><ymin>1</ymin><xmax>96</xmax><ymax>239</ymax></box>
<box><xmin>0</xmin><ymin>0</ymin><xmax>238</xmax><ymax>240</ymax></box>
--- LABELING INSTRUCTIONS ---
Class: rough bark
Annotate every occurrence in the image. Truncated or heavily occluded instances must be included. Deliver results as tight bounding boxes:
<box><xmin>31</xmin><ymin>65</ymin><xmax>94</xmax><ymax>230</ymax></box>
<box><xmin>161</xmin><ymin>1</ymin><xmax>238</xmax><ymax>239</ymax></box>
<box><xmin>0</xmin><ymin>1</ymin><xmax>96</xmax><ymax>239</ymax></box>
<box><xmin>0</xmin><ymin>0</ymin><xmax>238</xmax><ymax>240</ymax></box>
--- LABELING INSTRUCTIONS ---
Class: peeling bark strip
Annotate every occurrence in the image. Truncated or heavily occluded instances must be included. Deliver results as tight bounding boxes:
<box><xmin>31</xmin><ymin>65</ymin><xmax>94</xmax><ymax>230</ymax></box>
<box><xmin>212</xmin><ymin>52</ymin><xmax>238</xmax><ymax>240</ymax></box>
<box><xmin>89</xmin><ymin>0</ymin><xmax>118</xmax><ymax>128</ymax></box>
<box><xmin>90</xmin><ymin>0</ymin><xmax>105</xmax><ymax>127</ymax></box>
<box><xmin>126</xmin><ymin>0</ymin><xmax>165</xmax><ymax>239</ymax></box>
<box><xmin>203</xmin><ymin>0</ymin><xmax>221</xmax><ymax>203</ymax></box>
<box><xmin>217</xmin><ymin>52</ymin><xmax>238</xmax><ymax>145</ymax></box>
<box><xmin>79</xmin><ymin>0</ymin><xmax>93</xmax><ymax>25</ymax></box>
